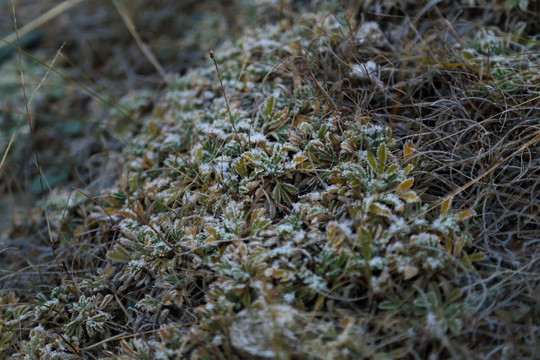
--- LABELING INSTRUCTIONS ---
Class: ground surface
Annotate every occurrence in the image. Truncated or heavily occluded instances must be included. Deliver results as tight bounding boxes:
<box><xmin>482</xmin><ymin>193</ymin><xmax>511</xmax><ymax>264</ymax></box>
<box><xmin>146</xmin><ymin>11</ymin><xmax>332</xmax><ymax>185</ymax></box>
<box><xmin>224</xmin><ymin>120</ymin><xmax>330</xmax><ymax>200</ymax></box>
<box><xmin>1</xmin><ymin>0</ymin><xmax>539</xmax><ymax>359</ymax></box>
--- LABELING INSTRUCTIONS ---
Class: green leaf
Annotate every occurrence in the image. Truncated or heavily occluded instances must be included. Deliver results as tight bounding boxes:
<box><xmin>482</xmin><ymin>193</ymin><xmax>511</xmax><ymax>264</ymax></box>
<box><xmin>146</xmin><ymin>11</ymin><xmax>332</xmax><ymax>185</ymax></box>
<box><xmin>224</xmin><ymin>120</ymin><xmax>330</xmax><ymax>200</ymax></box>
<box><xmin>281</xmin><ymin>182</ymin><xmax>298</xmax><ymax>195</ymax></box>
<box><xmin>318</xmin><ymin>123</ymin><xmax>328</xmax><ymax>139</ymax></box>
<box><xmin>446</xmin><ymin>289</ymin><xmax>462</xmax><ymax>304</ymax></box>
<box><xmin>447</xmin><ymin>318</ymin><xmax>462</xmax><ymax>335</ymax></box>
<box><xmin>377</xmin><ymin>143</ymin><xmax>387</xmax><ymax>173</ymax></box>
<box><xmin>272</xmin><ymin>183</ymin><xmax>282</xmax><ymax>203</ymax></box>
<box><xmin>385</xmin><ymin>164</ymin><xmax>398</xmax><ymax>175</ymax></box>
<box><xmin>107</xmin><ymin>245</ymin><xmax>132</xmax><ymax>262</ymax></box>
<box><xmin>366</xmin><ymin>151</ymin><xmax>378</xmax><ymax>174</ymax></box>
<box><xmin>260</xmin><ymin>95</ymin><xmax>275</xmax><ymax>121</ymax></box>
<box><xmin>359</xmin><ymin>227</ymin><xmax>372</xmax><ymax>260</ymax></box>
<box><xmin>378</xmin><ymin>300</ymin><xmax>396</xmax><ymax>310</ymax></box>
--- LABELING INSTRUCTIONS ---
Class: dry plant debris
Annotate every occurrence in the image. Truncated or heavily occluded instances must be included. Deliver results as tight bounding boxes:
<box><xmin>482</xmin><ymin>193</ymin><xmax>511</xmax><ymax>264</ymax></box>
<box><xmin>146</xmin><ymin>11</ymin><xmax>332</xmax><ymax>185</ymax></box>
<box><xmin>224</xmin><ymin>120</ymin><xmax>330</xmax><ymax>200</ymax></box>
<box><xmin>1</xmin><ymin>0</ymin><xmax>539</xmax><ymax>359</ymax></box>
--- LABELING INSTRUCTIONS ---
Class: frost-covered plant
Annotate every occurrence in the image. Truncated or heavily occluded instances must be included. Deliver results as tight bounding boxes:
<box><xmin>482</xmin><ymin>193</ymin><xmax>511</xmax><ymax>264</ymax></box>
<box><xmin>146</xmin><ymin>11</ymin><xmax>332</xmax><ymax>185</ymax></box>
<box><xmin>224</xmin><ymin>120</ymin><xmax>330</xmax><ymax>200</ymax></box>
<box><xmin>64</xmin><ymin>294</ymin><xmax>113</xmax><ymax>340</ymax></box>
<box><xmin>2</xmin><ymin>1</ymin><xmax>506</xmax><ymax>358</ymax></box>
<box><xmin>94</xmin><ymin>6</ymin><xmax>481</xmax><ymax>358</ymax></box>
<box><xmin>460</xmin><ymin>25</ymin><xmax>538</xmax><ymax>92</ymax></box>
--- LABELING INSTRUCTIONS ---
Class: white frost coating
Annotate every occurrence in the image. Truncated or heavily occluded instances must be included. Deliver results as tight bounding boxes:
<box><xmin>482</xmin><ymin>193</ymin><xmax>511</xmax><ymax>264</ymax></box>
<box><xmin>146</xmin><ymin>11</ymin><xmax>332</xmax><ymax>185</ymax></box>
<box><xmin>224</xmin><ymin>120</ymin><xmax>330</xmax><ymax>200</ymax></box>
<box><xmin>129</xmin><ymin>259</ymin><xmax>146</xmax><ymax>269</ymax></box>
<box><xmin>199</xmin><ymin>163</ymin><xmax>213</xmax><ymax>176</ymax></box>
<box><xmin>275</xmin><ymin>223</ymin><xmax>294</xmax><ymax>234</ymax></box>
<box><xmin>302</xmin><ymin>273</ymin><xmax>328</xmax><ymax>292</ymax></box>
<box><xmin>248</xmin><ymin>132</ymin><xmax>267</xmax><ymax>142</ymax></box>
<box><xmin>291</xmin><ymin>202</ymin><xmax>305</xmax><ymax>212</ymax></box>
<box><xmin>283</xmin><ymin>292</ymin><xmax>295</xmax><ymax>303</ymax></box>
<box><xmin>369</xmin><ymin>256</ymin><xmax>385</xmax><ymax>269</ymax></box>
<box><xmin>411</xmin><ymin>232</ymin><xmax>439</xmax><ymax>247</ymax></box>
<box><xmin>196</xmin><ymin>122</ymin><xmax>227</xmax><ymax>139</ymax></box>
<box><xmin>381</xmin><ymin>193</ymin><xmax>404</xmax><ymax>212</ymax></box>
<box><xmin>162</xmin><ymin>133</ymin><xmax>182</xmax><ymax>146</ymax></box>
<box><xmin>363</xmin><ymin>124</ymin><xmax>385</xmax><ymax>135</ymax></box>
<box><xmin>386</xmin><ymin>216</ymin><xmax>410</xmax><ymax>237</ymax></box>
<box><xmin>236</xmin><ymin>119</ymin><xmax>251</xmax><ymax>131</ymax></box>
<box><xmin>251</xmin><ymin>280</ymin><xmax>266</xmax><ymax>291</ymax></box>
<box><xmin>182</xmin><ymin>191</ymin><xmax>199</xmax><ymax>205</ymax></box>
<box><xmin>353</xmin><ymin>21</ymin><xmax>383</xmax><ymax>45</ymax></box>
<box><xmin>270</xmin><ymin>242</ymin><xmax>297</xmax><ymax>257</ymax></box>
<box><xmin>338</xmin><ymin>219</ymin><xmax>354</xmax><ymax>239</ymax></box>
<box><xmin>370</xmin><ymin>272</ymin><xmax>389</xmax><ymax>294</ymax></box>
<box><xmin>202</xmin><ymin>90</ymin><xmax>215</xmax><ymax>100</ymax></box>
<box><xmin>212</xmin><ymin>157</ymin><xmax>231</xmax><ymax>172</ymax></box>
<box><xmin>388</xmin><ymin>241</ymin><xmax>404</xmax><ymax>252</ymax></box>
<box><xmin>293</xmin><ymin>229</ymin><xmax>306</xmax><ymax>243</ymax></box>
<box><xmin>351</xmin><ymin>61</ymin><xmax>378</xmax><ymax>80</ymax></box>
<box><xmin>413</xmin><ymin>217</ymin><xmax>429</xmax><ymax>227</ymax></box>
<box><xmin>432</xmin><ymin>215</ymin><xmax>456</xmax><ymax>236</ymax></box>
<box><xmin>264</xmin><ymin>267</ymin><xmax>274</xmax><ymax>277</ymax></box>
<box><xmin>203</xmin><ymin>215</ymin><xmax>217</xmax><ymax>223</ymax></box>
<box><xmin>425</xmin><ymin>257</ymin><xmax>442</xmax><ymax>270</ymax></box>
<box><xmin>229</xmin><ymin>305</ymin><xmax>300</xmax><ymax>359</ymax></box>
<box><xmin>301</xmin><ymin>191</ymin><xmax>322</xmax><ymax>201</ymax></box>
<box><xmin>426</xmin><ymin>312</ymin><xmax>437</xmax><ymax>328</ymax></box>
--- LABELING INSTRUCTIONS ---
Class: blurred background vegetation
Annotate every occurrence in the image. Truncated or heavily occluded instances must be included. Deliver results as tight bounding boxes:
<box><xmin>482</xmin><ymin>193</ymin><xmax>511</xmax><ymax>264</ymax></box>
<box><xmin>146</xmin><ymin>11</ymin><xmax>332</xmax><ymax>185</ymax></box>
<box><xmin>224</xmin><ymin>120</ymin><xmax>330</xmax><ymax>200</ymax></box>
<box><xmin>0</xmin><ymin>0</ymin><xmax>248</xmax><ymax>233</ymax></box>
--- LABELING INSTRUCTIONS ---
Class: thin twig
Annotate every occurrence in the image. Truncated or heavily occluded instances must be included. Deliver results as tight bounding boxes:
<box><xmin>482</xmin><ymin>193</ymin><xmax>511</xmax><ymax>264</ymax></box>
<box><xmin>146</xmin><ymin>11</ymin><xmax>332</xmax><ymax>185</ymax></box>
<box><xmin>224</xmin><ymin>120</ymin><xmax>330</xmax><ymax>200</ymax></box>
<box><xmin>209</xmin><ymin>50</ymin><xmax>245</xmax><ymax>151</ymax></box>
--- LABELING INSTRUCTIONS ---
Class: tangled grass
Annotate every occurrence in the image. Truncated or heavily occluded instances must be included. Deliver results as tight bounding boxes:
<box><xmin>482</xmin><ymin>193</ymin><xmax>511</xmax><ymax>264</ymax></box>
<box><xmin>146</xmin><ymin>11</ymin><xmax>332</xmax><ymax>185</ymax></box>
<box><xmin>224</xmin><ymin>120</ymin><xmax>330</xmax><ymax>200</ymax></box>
<box><xmin>1</xmin><ymin>0</ymin><xmax>539</xmax><ymax>359</ymax></box>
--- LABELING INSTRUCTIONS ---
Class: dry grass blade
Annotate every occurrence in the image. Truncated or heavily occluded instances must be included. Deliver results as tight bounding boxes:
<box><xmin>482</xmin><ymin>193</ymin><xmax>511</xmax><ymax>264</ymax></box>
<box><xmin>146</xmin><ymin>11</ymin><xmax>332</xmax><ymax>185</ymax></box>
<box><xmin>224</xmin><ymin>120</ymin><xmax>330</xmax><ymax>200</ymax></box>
<box><xmin>112</xmin><ymin>0</ymin><xmax>166</xmax><ymax>80</ymax></box>
<box><xmin>421</xmin><ymin>127</ymin><xmax>540</xmax><ymax>219</ymax></box>
<box><xmin>0</xmin><ymin>0</ymin><xmax>84</xmax><ymax>52</ymax></box>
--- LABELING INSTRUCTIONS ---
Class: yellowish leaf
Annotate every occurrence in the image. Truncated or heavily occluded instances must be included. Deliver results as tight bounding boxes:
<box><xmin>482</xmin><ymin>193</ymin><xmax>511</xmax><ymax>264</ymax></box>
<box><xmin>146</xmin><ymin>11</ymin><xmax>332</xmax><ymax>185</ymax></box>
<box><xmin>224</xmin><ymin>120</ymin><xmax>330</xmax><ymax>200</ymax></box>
<box><xmin>441</xmin><ymin>197</ymin><xmax>452</xmax><ymax>214</ymax></box>
<box><xmin>250</xmin><ymin>208</ymin><xmax>266</xmax><ymax>226</ymax></box>
<box><xmin>397</xmin><ymin>178</ymin><xmax>414</xmax><ymax>192</ymax></box>
<box><xmin>273</xmin><ymin>269</ymin><xmax>296</xmax><ymax>282</ymax></box>
<box><xmin>369</xmin><ymin>202</ymin><xmax>392</xmax><ymax>217</ymax></box>
<box><xmin>386</xmin><ymin>164</ymin><xmax>399</xmax><ymax>175</ymax></box>
<box><xmin>148</xmin><ymin>121</ymin><xmax>161</xmax><ymax>136</ymax></box>
<box><xmin>102</xmin><ymin>207</ymin><xmax>119</xmax><ymax>215</ymax></box>
<box><xmin>404</xmin><ymin>163</ymin><xmax>414</xmax><ymax>175</ymax></box>
<box><xmin>133</xmin><ymin>201</ymin><xmax>144</xmax><ymax>217</ymax></box>
<box><xmin>469</xmin><ymin>252</ymin><xmax>485</xmax><ymax>261</ymax></box>
<box><xmin>457</xmin><ymin>209</ymin><xmax>476</xmax><ymax>221</ymax></box>
<box><xmin>293</xmin><ymin>154</ymin><xmax>307</xmax><ymax>164</ymax></box>
<box><xmin>326</xmin><ymin>222</ymin><xmax>337</xmax><ymax>239</ymax></box>
<box><xmin>399</xmin><ymin>191</ymin><xmax>419</xmax><ymax>203</ymax></box>
<box><xmin>315</xmin><ymin>293</ymin><xmax>325</xmax><ymax>311</ymax></box>
<box><xmin>120</xmin><ymin>210</ymin><xmax>140</xmax><ymax>222</ymax></box>
<box><xmin>74</xmin><ymin>224</ymin><xmax>85</xmax><ymax>236</ymax></box>
<box><xmin>404</xmin><ymin>140</ymin><xmax>415</xmax><ymax>160</ymax></box>
<box><xmin>143</xmin><ymin>150</ymin><xmax>154</xmax><ymax>167</ymax></box>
